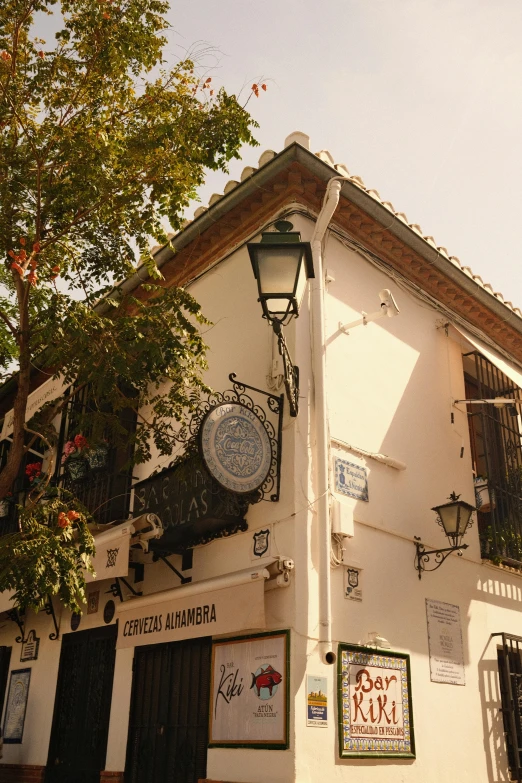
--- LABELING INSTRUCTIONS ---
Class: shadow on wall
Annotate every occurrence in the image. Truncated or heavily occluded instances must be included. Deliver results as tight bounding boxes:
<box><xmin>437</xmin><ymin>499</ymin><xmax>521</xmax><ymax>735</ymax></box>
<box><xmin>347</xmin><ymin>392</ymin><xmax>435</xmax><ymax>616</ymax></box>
<box><xmin>476</xmin><ymin>572</ymin><xmax>522</xmax><ymax>609</ymax></box>
<box><xmin>478</xmin><ymin>636</ymin><xmax>511</xmax><ymax>783</ymax></box>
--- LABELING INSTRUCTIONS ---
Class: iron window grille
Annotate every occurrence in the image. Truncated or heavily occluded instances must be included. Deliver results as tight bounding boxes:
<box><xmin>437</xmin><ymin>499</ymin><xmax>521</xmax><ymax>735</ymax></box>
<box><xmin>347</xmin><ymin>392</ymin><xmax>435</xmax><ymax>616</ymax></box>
<box><xmin>55</xmin><ymin>385</ymin><xmax>136</xmax><ymax>526</ymax></box>
<box><xmin>464</xmin><ymin>351</ymin><xmax>522</xmax><ymax>566</ymax></box>
<box><xmin>0</xmin><ymin>435</ymin><xmax>46</xmax><ymax>536</ymax></box>
<box><xmin>496</xmin><ymin>632</ymin><xmax>522</xmax><ymax>781</ymax></box>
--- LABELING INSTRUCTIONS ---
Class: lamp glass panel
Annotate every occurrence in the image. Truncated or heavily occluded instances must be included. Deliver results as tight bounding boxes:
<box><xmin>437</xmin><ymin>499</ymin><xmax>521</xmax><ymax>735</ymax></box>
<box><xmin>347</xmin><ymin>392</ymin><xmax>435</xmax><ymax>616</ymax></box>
<box><xmin>256</xmin><ymin>247</ymin><xmax>301</xmax><ymax>296</ymax></box>
<box><xmin>457</xmin><ymin>505</ymin><xmax>473</xmax><ymax>535</ymax></box>
<box><xmin>295</xmin><ymin>249</ymin><xmax>309</xmax><ymax>310</ymax></box>
<box><xmin>263</xmin><ymin>297</ymin><xmax>292</xmax><ymax>319</ymax></box>
<box><xmin>439</xmin><ymin>504</ymin><xmax>460</xmax><ymax>535</ymax></box>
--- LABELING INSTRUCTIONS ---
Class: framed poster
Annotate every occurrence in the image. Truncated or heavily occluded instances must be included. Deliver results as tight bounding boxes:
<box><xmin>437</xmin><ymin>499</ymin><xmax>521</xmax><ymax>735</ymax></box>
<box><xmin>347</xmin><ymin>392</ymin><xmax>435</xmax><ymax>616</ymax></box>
<box><xmin>338</xmin><ymin>644</ymin><xmax>415</xmax><ymax>758</ymax></box>
<box><xmin>3</xmin><ymin>668</ymin><xmax>31</xmax><ymax>744</ymax></box>
<box><xmin>209</xmin><ymin>630</ymin><xmax>289</xmax><ymax>749</ymax></box>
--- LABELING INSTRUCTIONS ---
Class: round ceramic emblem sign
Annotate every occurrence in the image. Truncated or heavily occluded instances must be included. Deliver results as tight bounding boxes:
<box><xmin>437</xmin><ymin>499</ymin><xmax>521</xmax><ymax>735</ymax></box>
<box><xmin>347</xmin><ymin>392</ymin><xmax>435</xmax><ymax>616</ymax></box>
<box><xmin>200</xmin><ymin>402</ymin><xmax>272</xmax><ymax>494</ymax></box>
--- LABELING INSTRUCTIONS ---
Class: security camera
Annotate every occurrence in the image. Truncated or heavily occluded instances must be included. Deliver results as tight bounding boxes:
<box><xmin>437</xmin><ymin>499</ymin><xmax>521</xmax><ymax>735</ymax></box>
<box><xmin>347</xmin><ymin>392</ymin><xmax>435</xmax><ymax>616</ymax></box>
<box><xmin>379</xmin><ymin>289</ymin><xmax>400</xmax><ymax>318</ymax></box>
<box><xmin>339</xmin><ymin>290</ymin><xmax>401</xmax><ymax>334</ymax></box>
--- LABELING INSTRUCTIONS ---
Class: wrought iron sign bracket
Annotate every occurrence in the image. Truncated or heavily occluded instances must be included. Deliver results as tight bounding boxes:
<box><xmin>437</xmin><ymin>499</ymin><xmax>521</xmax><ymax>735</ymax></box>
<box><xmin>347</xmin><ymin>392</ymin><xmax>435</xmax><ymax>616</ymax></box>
<box><xmin>156</xmin><ymin>554</ymin><xmax>192</xmax><ymax>585</ymax></box>
<box><xmin>131</xmin><ymin>373</ymin><xmax>284</xmax><ymax>552</ymax></box>
<box><xmin>226</xmin><ymin>373</ymin><xmax>284</xmax><ymax>502</ymax></box>
<box><xmin>6</xmin><ymin>609</ymin><xmax>27</xmax><ymax>644</ymax></box>
<box><xmin>414</xmin><ymin>537</ymin><xmax>468</xmax><ymax>580</ymax></box>
<box><xmin>167</xmin><ymin>372</ymin><xmax>284</xmax><ymax>504</ymax></box>
<box><xmin>44</xmin><ymin>597</ymin><xmax>60</xmax><ymax>641</ymax></box>
<box><xmin>272</xmin><ymin>322</ymin><xmax>299</xmax><ymax>418</ymax></box>
<box><xmin>107</xmin><ymin>576</ymin><xmax>142</xmax><ymax>602</ymax></box>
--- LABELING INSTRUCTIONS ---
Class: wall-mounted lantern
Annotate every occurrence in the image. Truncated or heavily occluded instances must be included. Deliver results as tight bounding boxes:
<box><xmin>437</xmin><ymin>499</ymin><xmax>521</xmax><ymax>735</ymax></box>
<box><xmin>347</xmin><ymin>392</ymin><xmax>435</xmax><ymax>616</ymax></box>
<box><xmin>248</xmin><ymin>221</ymin><xmax>314</xmax><ymax>416</ymax></box>
<box><xmin>414</xmin><ymin>492</ymin><xmax>475</xmax><ymax>579</ymax></box>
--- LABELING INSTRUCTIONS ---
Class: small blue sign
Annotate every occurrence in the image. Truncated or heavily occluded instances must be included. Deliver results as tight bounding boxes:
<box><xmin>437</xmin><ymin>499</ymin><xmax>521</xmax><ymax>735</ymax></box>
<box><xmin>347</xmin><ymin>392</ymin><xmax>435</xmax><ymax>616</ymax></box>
<box><xmin>307</xmin><ymin>675</ymin><xmax>328</xmax><ymax>727</ymax></box>
<box><xmin>334</xmin><ymin>457</ymin><xmax>369</xmax><ymax>502</ymax></box>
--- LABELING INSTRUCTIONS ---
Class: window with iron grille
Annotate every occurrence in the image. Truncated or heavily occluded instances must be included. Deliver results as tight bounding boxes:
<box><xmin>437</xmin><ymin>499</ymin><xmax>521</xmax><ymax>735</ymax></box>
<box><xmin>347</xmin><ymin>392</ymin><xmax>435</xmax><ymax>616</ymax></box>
<box><xmin>0</xmin><ymin>434</ymin><xmax>46</xmax><ymax>536</ymax></box>
<box><xmin>496</xmin><ymin>633</ymin><xmax>522</xmax><ymax>781</ymax></box>
<box><xmin>464</xmin><ymin>351</ymin><xmax>522</xmax><ymax>566</ymax></box>
<box><xmin>55</xmin><ymin>385</ymin><xmax>137</xmax><ymax>526</ymax></box>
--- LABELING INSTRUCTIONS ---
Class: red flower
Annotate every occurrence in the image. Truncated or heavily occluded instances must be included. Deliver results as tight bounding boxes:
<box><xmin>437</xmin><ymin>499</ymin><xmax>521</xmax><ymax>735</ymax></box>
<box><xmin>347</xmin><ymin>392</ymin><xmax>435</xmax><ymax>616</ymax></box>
<box><xmin>57</xmin><ymin>512</ymin><xmax>70</xmax><ymax>528</ymax></box>
<box><xmin>67</xmin><ymin>510</ymin><xmax>80</xmax><ymax>521</ymax></box>
<box><xmin>25</xmin><ymin>462</ymin><xmax>42</xmax><ymax>479</ymax></box>
<box><xmin>73</xmin><ymin>434</ymin><xmax>89</xmax><ymax>450</ymax></box>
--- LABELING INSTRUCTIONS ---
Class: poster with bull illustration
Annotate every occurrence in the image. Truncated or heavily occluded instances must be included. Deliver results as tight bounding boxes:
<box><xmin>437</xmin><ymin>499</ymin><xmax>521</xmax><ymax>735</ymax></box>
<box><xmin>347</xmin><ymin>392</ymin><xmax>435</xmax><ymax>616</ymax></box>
<box><xmin>338</xmin><ymin>644</ymin><xmax>415</xmax><ymax>758</ymax></box>
<box><xmin>209</xmin><ymin>631</ymin><xmax>289</xmax><ymax>748</ymax></box>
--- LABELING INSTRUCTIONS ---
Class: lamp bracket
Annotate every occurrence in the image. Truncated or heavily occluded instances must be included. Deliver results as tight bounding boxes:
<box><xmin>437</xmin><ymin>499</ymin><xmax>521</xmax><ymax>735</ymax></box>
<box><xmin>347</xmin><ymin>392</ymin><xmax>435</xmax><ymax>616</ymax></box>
<box><xmin>44</xmin><ymin>596</ymin><xmax>60</xmax><ymax>641</ymax></box>
<box><xmin>414</xmin><ymin>536</ymin><xmax>468</xmax><ymax>580</ymax></box>
<box><xmin>272</xmin><ymin>322</ymin><xmax>299</xmax><ymax>417</ymax></box>
<box><xmin>6</xmin><ymin>609</ymin><xmax>27</xmax><ymax>644</ymax></box>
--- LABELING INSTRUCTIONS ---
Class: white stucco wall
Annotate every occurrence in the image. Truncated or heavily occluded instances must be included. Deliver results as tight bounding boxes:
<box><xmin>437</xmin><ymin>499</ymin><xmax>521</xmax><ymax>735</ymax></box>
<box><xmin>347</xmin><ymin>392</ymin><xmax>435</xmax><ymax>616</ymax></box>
<box><xmin>291</xmin><ymin>219</ymin><xmax>522</xmax><ymax>783</ymax></box>
<box><xmin>0</xmin><ymin>208</ymin><xmax>520</xmax><ymax>783</ymax></box>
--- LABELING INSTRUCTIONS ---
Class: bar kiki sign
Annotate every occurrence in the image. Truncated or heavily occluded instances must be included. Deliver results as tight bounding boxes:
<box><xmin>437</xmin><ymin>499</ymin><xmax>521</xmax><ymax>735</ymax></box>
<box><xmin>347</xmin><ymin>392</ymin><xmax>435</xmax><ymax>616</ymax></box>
<box><xmin>338</xmin><ymin>644</ymin><xmax>415</xmax><ymax>759</ymax></box>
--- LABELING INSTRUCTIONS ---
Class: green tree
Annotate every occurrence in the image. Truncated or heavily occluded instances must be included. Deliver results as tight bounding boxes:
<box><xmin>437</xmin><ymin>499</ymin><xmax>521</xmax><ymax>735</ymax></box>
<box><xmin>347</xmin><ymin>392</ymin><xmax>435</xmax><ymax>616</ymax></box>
<box><xmin>0</xmin><ymin>0</ymin><xmax>258</xmax><ymax>612</ymax></box>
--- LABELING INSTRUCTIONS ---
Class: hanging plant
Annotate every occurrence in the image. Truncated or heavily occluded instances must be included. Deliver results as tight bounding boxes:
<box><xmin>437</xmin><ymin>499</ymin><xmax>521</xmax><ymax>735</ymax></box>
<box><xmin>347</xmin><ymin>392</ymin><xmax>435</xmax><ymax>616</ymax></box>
<box><xmin>86</xmin><ymin>441</ymin><xmax>109</xmax><ymax>471</ymax></box>
<box><xmin>62</xmin><ymin>434</ymin><xmax>89</xmax><ymax>480</ymax></box>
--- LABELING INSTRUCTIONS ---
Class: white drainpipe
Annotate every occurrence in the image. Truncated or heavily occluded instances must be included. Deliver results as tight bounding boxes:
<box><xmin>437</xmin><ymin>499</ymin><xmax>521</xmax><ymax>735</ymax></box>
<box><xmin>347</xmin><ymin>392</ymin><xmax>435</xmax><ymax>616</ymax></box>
<box><xmin>310</xmin><ymin>177</ymin><xmax>350</xmax><ymax>664</ymax></box>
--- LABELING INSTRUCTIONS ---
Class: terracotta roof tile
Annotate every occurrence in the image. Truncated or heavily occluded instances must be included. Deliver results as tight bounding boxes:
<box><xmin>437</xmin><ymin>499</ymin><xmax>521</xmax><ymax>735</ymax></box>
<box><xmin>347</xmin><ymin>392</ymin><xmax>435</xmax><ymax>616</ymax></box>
<box><xmin>179</xmin><ymin>132</ymin><xmax>520</xmax><ymax>320</ymax></box>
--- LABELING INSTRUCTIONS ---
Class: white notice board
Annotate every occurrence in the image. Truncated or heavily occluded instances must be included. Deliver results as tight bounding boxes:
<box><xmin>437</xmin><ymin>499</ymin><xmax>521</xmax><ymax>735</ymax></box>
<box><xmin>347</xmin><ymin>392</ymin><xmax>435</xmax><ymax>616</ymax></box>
<box><xmin>425</xmin><ymin>599</ymin><xmax>465</xmax><ymax>686</ymax></box>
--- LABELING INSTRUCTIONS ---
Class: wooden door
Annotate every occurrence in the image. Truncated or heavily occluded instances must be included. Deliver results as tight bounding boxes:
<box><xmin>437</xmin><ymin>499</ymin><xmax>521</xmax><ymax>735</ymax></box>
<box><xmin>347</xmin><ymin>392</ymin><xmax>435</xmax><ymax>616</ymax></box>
<box><xmin>125</xmin><ymin>637</ymin><xmax>211</xmax><ymax>783</ymax></box>
<box><xmin>46</xmin><ymin>624</ymin><xmax>117</xmax><ymax>783</ymax></box>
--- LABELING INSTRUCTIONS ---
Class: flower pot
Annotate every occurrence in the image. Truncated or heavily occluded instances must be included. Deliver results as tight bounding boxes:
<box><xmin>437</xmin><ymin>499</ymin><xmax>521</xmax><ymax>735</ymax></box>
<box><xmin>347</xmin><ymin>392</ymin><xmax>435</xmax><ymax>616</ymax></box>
<box><xmin>474</xmin><ymin>478</ymin><xmax>494</xmax><ymax>513</ymax></box>
<box><xmin>66</xmin><ymin>457</ymin><xmax>88</xmax><ymax>481</ymax></box>
<box><xmin>87</xmin><ymin>444</ymin><xmax>109</xmax><ymax>471</ymax></box>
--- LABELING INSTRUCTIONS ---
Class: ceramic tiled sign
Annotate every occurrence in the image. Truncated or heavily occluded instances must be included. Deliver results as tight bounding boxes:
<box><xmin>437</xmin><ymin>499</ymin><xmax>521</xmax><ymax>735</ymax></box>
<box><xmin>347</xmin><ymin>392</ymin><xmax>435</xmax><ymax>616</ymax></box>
<box><xmin>334</xmin><ymin>458</ymin><xmax>369</xmax><ymax>502</ymax></box>
<box><xmin>338</xmin><ymin>644</ymin><xmax>415</xmax><ymax>758</ymax></box>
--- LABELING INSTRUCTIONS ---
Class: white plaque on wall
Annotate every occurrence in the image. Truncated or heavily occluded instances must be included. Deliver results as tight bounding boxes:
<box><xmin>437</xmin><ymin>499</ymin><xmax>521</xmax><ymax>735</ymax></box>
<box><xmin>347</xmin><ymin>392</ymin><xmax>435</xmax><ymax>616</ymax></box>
<box><xmin>426</xmin><ymin>599</ymin><xmax>465</xmax><ymax>686</ymax></box>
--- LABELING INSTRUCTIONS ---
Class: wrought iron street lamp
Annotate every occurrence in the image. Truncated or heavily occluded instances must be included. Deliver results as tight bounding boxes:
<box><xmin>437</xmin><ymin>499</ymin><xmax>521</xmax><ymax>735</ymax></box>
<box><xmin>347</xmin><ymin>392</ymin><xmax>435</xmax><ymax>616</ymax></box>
<box><xmin>248</xmin><ymin>221</ymin><xmax>314</xmax><ymax>417</ymax></box>
<box><xmin>414</xmin><ymin>492</ymin><xmax>476</xmax><ymax>579</ymax></box>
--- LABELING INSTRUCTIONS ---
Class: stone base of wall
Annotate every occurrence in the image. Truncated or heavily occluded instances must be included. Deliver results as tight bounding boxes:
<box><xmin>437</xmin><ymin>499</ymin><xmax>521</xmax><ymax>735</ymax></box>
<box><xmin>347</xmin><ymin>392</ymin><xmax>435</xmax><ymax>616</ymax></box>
<box><xmin>0</xmin><ymin>767</ymin><xmax>124</xmax><ymax>783</ymax></box>
<box><xmin>0</xmin><ymin>765</ymin><xmax>45</xmax><ymax>783</ymax></box>
<box><xmin>199</xmin><ymin>780</ymin><xmax>248</xmax><ymax>783</ymax></box>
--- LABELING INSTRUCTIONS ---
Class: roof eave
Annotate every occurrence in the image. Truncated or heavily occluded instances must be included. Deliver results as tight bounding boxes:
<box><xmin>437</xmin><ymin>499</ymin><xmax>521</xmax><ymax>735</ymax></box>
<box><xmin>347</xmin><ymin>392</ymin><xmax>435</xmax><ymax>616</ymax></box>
<box><xmin>101</xmin><ymin>142</ymin><xmax>522</xmax><ymax>342</ymax></box>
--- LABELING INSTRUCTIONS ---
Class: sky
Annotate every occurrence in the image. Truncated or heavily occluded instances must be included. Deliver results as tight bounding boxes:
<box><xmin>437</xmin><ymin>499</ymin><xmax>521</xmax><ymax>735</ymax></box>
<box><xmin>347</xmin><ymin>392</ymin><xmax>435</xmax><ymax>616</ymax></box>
<box><xmin>38</xmin><ymin>0</ymin><xmax>522</xmax><ymax>309</ymax></box>
<box><xmin>162</xmin><ymin>0</ymin><xmax>522</xmax><ymax>309</ymax></box>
